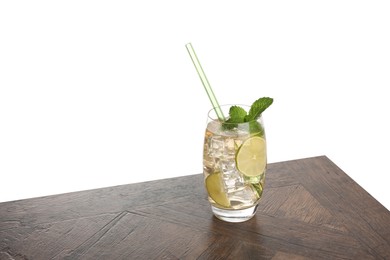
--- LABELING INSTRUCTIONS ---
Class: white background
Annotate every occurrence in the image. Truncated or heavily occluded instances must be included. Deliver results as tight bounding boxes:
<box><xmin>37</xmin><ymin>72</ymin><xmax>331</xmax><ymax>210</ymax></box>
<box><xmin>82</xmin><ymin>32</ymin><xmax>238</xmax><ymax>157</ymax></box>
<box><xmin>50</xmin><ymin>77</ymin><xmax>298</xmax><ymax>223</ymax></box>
<box><xmin>1</xmin><ymin>1</ymin><xmax>389</xmax><ymax>210</ymax></box>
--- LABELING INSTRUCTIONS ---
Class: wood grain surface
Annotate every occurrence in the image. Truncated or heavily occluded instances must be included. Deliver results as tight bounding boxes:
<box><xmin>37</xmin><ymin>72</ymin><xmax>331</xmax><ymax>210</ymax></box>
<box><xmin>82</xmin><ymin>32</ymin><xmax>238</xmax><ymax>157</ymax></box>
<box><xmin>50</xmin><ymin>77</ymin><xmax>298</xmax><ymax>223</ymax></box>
<box><xmin>1</xmin><ymin>156</ymin><xmax>389</xmax><ymax>259</ymax></box>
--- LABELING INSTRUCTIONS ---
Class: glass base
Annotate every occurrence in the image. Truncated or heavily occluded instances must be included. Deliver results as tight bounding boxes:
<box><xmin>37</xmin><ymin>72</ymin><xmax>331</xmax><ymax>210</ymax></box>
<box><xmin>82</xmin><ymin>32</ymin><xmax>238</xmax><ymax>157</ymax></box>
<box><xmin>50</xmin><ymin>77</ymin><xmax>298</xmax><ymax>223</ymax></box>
<box><xmin>211</xmin><ymin>204</ymin><xmax>258</xmax><ymax>223</ymax></box>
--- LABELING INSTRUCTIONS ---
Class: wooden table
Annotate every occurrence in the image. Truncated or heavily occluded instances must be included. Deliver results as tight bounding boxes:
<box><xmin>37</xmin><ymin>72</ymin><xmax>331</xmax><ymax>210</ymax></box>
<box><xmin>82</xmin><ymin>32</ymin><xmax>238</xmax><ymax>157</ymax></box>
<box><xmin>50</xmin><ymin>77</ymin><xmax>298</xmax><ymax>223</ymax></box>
<box><xmin>1</xmin><ymin>156</ymin><xmax>389</xmax><ymax>259</ymax></box>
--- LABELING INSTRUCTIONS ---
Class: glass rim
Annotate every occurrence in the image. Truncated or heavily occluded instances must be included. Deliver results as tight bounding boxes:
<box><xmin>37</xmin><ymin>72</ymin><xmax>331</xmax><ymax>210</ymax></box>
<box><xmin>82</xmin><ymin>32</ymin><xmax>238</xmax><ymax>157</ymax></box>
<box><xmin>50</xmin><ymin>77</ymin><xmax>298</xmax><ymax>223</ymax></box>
<box><xmin>207</xmin><ymin>104</ymin><xmax>262</xmax><ymax>124</ymax></box>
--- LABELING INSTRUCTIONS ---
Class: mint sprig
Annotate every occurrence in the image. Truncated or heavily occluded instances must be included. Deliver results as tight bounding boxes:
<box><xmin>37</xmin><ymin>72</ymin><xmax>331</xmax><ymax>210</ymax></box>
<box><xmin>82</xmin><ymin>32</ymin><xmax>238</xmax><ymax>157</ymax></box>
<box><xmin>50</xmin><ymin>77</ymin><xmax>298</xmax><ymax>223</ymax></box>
<box><xmin>223</xmin><ymin>106</ymin><xmax>247</xmax><ymax>130</ymax></box>
<box><xmin>225</xmin><ymin>105</ymin><xmax>246</xmax><ymax>122</ymax></box>
<box><xmin>222</xmin><ymin>97</ymin><xmax>273</xmax><ymax>131</ymax></box>
<box><xmin>245</xmin><ymin>97</ymin><xmax>273</xmax><ymax>122</ymax></box>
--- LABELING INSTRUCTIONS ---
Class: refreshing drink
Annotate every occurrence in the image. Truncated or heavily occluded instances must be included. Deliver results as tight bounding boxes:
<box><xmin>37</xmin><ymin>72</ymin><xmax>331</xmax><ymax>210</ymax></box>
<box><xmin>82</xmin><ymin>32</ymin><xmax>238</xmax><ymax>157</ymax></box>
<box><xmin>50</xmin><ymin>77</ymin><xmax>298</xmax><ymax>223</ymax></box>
<box><xmin>203</xmin><ymin>101</ymin><xmax>270</xmax><ymax>222</ymax></box>
<box><xmin>185</xmin><ymin>42</ymin><xmax>273</xmax><ymax>222</ymax></box>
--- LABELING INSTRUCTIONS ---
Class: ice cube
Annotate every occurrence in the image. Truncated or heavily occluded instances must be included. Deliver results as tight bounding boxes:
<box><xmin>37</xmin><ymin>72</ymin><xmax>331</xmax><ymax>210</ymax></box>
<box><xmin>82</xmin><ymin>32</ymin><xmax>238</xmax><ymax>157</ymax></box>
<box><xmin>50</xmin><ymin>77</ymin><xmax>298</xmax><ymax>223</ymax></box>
<box><xmin>228</xmin><ymin>185</ymin><xmax>258</xmax><ymax>208</ymax></box>
<box><xmin>208</xmin><ymin>136</ymin><xmax>224</xmax><ymax>158</ymax></box>
<box><xmin>220</xmin><ymin>160</ymin><xmax>244</xmax><ymax>192</ymax></box>
<box><xmin>223</xmin><ymin>138</ymin><xmax>236</xmax><ymax>157</ymax></box>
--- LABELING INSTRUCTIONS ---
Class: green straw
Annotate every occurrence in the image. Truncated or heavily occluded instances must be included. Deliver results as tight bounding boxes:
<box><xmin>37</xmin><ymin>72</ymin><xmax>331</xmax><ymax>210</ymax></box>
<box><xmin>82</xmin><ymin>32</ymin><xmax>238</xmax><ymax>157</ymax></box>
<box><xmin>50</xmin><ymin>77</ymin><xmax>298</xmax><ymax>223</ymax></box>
<box><xmin>186</xmin><ymin>43</ymin><xmax>225</xmax><ymax>121</ymax></box>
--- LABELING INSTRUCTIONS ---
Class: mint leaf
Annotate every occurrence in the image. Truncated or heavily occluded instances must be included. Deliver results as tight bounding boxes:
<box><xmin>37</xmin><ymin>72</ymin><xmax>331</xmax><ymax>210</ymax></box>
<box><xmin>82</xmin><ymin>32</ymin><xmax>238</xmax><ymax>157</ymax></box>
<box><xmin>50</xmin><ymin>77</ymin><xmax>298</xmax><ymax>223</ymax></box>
<box><xmin>221</xmin><ymin>97</ymin><xmax>273</xmax><ymax>132</ymax></box>
<box><xmin>222</xmin><ymin>105</ymin><xmax>247</xmax><ymax>130</ymax></box>
<box><xmin>245</xmin><ymin>97</ymin><xmax>273</xmax><ymax>122</ymax></box>
<box><xmin>228</xmin><ymin>106</ymin><xmax>247</xmax><ymax>123</ymax></box>
<box><xmin>248</xmin><ymin>121</ymin><xmax>264</xmax><ymax>136</ymax></box>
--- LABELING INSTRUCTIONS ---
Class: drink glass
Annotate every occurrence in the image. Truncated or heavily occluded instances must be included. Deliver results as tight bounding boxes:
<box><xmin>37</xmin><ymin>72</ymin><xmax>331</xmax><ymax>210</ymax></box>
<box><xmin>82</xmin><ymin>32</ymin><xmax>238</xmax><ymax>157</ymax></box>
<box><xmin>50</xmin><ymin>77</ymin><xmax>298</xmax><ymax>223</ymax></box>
<box><xmin>203</xmin><ymin>105</ymin><xmax>267</xmax><ymax>222</ymax></box>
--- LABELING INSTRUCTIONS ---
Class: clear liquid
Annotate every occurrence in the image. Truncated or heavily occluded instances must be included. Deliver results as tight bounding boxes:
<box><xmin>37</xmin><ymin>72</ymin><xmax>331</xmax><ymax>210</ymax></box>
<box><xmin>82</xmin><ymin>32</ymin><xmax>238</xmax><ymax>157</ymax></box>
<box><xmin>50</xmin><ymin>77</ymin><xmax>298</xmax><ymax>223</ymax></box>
<box><xmin>203</xmin><ymin>120</ymin><xmax>266</xmax><ymax>211</ymax></box>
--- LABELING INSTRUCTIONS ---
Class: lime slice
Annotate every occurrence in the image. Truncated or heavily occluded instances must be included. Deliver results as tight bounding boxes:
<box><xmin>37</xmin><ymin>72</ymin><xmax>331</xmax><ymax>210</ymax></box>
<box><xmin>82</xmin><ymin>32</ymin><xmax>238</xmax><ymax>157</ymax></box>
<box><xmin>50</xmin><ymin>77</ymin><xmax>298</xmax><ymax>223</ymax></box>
<box><xmin>236</xmin><ymin>136</ymin><xmax>266</xmax><ymax>177</ymax></box>
<box><xmin>205</xmin><ymin>173</ymin><xmax>230</xmax><ymax>208</ymax></box>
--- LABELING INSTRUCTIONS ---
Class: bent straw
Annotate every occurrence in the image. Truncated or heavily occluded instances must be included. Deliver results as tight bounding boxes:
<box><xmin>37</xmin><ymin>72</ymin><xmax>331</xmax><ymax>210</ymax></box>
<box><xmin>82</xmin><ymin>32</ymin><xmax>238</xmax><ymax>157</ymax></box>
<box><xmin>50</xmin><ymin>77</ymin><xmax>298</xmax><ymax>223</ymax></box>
<box><xmin>186</xmin><ymin>43</ymin><xmax>225</xmax><ymax>121</ymax></box>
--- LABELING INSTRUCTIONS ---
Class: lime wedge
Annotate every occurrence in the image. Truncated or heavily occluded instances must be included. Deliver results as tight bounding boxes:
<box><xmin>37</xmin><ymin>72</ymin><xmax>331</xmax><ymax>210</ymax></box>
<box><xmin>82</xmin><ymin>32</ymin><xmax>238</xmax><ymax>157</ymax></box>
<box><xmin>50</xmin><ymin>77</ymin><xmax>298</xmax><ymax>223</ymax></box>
<box><xmin>235</xmin><ymin>136</ymin><xmax>266</xmax><ymax>177</ymax></box>
<box><xmin>205</xmin><ymin>173</ymin><xmax>230</xmax><ymax>208</ymax></box>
